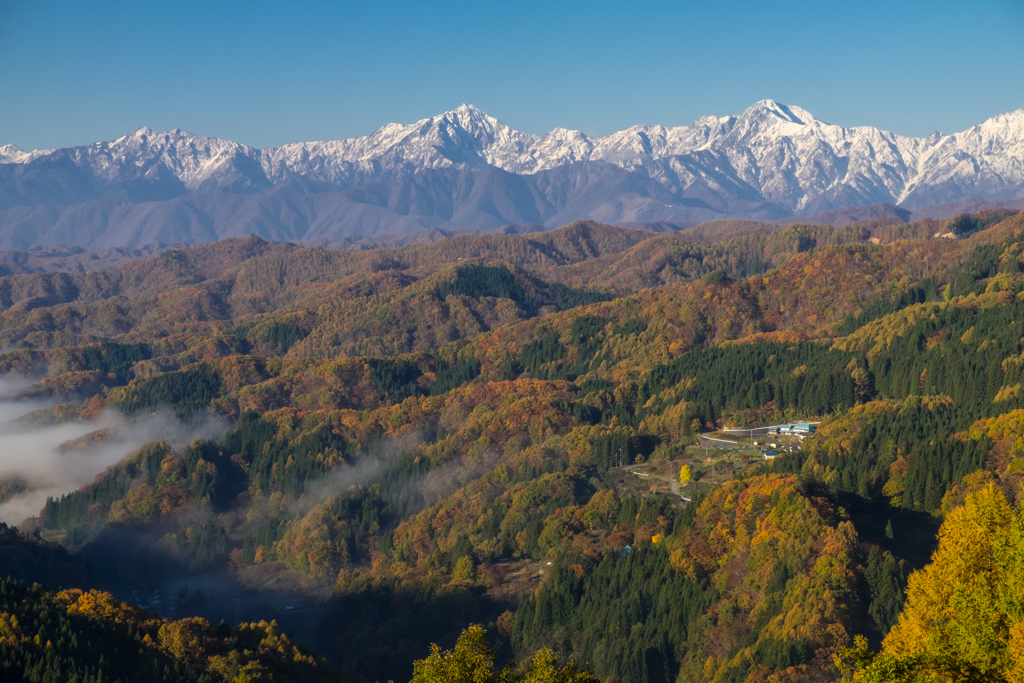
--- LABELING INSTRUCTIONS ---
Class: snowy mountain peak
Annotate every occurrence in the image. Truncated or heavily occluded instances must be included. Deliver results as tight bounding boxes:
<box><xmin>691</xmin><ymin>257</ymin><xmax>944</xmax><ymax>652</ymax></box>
<box><xmin>744</xmin><ymin>99</ymin><xmax>816</xmax><ymax>125</ymax></box>
<box><xmin>0</xmin><ymin>143</ymin><xmax>54</xmax><ymax>164</ymax></box>
<box><xmin>443</xmin><ymin>103</ymin><xmax>495</xmax><ymax>124</ymax></box>
<box><xmin>966</xmin><ymin>107</ymin><xmax>1024</xmax><ymax>138</ymax></box>
<box><xmin>62</xmin><ymin>126</ymin><xmax>266</xmax><ymax>192</ymax></box>
<box><xmin>437</xmin><ymin>103</ymin><xmax>519</xmax><ymax>142</ymax></box>
<box><xmin>4</xmin><ymin>101</ymin><xmax>1024</xmax><ymax>225</ymax></box>
<box><xmin>116</xmin><ymin>126</ymin><xmax>238</xmax><ymax>148</ymax></box>
<box><xmin>0</xmin><ymin>144</ymin><xmax>27</xmax><ymax>163</ymax></box>
<box><xmin>450</xmin><ymin>103</ymin><xmax>486</xmax><ymax>117</ymax></box>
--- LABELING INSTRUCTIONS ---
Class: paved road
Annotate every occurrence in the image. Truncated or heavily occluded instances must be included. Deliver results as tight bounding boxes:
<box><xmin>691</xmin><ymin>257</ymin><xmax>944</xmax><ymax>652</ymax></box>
<box><xmin>626</xmin><ymin>465</ymin><xmax>691</xmax><ymax>502</ymax></box>
<box><xmin>701</xmin><ymin>434</ymin><xmax>739</xmax><ymax>444</ymax></box>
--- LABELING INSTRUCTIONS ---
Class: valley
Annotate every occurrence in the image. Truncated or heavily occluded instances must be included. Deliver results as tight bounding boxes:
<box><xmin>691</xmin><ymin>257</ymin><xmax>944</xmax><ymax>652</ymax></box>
<box><xmin>2</xmin><ymin>208</ymin><xmax>1024</xmax><ymax>682</ymax></box>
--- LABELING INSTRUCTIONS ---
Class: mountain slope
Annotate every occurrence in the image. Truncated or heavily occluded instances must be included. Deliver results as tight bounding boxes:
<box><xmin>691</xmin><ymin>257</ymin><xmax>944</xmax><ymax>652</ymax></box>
<box><xmin>6</xmin><ymin>210</ymin><xmax>1024</xmax><ymax>682</ymax></box>
<box><xmin>2</xmin><ymin>102</ymin><xmax>1023</xmax><ymax>248</ymax></box>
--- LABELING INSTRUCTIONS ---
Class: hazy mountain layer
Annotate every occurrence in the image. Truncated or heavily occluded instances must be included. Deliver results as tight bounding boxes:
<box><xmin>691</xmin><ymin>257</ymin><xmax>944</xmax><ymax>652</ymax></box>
<box><xmin>1</xmin><ymin>101</ymin><xmax>1023</xmax><ymax>247</ymax></box>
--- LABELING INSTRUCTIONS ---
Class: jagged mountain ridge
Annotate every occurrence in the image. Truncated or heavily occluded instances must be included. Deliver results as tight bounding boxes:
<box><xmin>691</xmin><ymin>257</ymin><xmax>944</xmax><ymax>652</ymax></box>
<box><xmin>1</xmin><ymin>100</ymin><xmax>1022</xmax><ymax>248</ymax></box>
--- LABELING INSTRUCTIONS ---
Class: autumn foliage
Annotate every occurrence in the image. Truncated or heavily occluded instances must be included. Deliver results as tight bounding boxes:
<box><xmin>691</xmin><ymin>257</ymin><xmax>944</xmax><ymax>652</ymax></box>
<box><xmin>5</xmin><ymin>209</ymin><xmax>1024</xmax><ymax>682</ymax></box>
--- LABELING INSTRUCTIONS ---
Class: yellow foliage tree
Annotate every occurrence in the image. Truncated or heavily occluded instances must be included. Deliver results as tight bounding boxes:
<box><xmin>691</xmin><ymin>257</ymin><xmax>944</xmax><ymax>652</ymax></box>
<box><xmin>840</xmin><ymin>482</ymin><xmax>1024</xmax><ymax>682</ymax></box>
<box><xmin>452</xmin><ymin>555</ymin><xmax>475</xmax><ymax>583</ymax></box>
<box><xmin>679</xmin><ymin>464</ymin><xmax>691</xmax><ymax>485</ymax></box>
<box><xmin>158</xmin><ymin>617</ymin><xmax>213</xmax><ymax>662</ymax></box>
<box><xmin>412</xmin><ymin>625</ymin><xmax>599</xmax><ymax>683</ymax></box>
<box><xmin>412</xmin><ymin>625</ymin><xmax>494</xmax><ymax>683</ymax></box>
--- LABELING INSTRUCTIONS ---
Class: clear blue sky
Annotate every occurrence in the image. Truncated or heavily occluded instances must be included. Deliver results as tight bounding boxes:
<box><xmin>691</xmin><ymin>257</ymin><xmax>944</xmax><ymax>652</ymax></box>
<box><xmin>2</xmin><ymin>0</ymin><xmax>1023</xmax><ymax>150</ymax></box>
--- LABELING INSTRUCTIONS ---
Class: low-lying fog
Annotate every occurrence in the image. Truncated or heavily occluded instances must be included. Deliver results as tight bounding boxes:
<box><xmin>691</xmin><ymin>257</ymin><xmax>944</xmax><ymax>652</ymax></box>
<box><xmin>0</xmin><ymin>376</ymin><xmax>227</xmax><ymax>526</ymax></box>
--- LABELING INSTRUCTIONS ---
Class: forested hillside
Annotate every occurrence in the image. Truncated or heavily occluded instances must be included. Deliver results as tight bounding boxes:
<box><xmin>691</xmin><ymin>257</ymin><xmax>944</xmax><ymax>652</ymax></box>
<box><xmin>0</xmin><ymin>564</ymin><xmax>334</xmax><ymax>683</ymax></box>
<box><xmin>2</xmin><ymin>209</ymin><xmax>1023</xmax><ymax>683</ymax></box>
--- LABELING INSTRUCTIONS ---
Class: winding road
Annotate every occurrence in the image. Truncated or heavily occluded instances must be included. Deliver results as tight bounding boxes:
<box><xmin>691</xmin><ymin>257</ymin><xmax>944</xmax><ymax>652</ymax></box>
<box><xmin>625</xmin><ymin>465</ymin><xmax>691</xmax><ymax>502</ymax></box>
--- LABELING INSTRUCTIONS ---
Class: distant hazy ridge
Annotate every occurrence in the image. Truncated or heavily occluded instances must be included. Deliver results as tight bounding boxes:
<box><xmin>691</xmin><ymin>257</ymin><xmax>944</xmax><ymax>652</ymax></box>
<box><xmin>1</xmin><ymin>100</ymin><xmax>1023</xmax><ymax>248</ymax></box>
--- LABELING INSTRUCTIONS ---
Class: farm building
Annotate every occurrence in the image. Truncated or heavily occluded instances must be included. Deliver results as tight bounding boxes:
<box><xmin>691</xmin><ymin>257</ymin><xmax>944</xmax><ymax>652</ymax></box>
<box><xmin>774</xmin><ymin>423</ymin><xmax>816</xmax><ymax>436</ymax></box>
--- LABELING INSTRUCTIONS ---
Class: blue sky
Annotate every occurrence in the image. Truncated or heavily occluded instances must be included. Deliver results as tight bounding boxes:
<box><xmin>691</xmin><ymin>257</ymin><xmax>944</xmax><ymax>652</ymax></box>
<box><xmin>1</xmin><ymin>0</ymin><xmax>1023</xmax><ymax>150</ymax></box>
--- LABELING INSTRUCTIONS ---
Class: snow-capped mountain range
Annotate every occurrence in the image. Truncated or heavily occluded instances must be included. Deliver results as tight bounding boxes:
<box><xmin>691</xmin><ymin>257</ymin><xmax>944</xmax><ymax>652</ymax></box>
<box><xmin>1</xmin><ymin>100</ymin><xmax>1022</xmax><ymax>248</ymax></box>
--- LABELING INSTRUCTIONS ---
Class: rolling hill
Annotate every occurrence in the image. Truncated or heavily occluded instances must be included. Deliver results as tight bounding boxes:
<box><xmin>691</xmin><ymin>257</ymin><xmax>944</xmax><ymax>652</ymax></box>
<box><xmin>1</xmin><ymin>208</ymin><xmax>1024</xmax><ymax>682</ymax></box>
